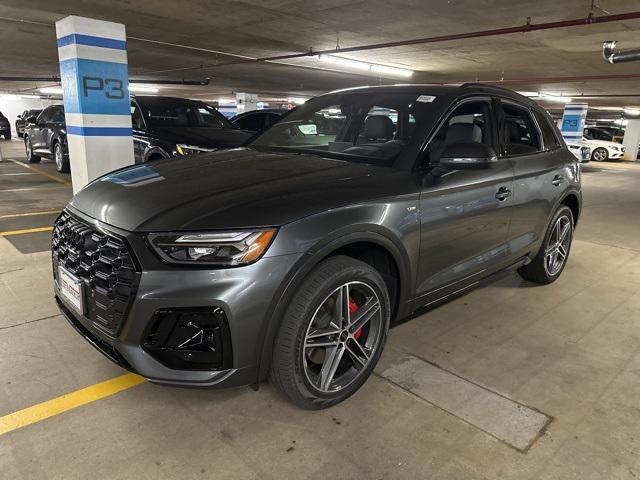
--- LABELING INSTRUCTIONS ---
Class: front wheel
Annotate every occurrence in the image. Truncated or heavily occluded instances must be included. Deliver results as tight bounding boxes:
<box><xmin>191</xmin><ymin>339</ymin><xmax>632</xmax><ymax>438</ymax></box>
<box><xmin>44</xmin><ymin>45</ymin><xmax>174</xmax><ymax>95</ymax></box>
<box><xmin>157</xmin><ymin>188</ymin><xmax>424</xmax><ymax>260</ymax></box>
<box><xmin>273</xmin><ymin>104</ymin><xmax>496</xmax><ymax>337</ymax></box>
<box><xmin>25</xmin><ymin>136</ymin><xmax>40</xmax><ymax>163</ymax></box>
<box><xmin>592</xmin><ymin>147</ymin><xmax>608</xmax><ymax>162</ymax></box>
<box><xmin>270</xmin><ymin>255</ymin><xmax>391</xmax><ymax>409</ymax></box>
<box><xmin>518</xmin><ymin>205</ymin><xmax>574</xmax><ymax>284</ymax></box>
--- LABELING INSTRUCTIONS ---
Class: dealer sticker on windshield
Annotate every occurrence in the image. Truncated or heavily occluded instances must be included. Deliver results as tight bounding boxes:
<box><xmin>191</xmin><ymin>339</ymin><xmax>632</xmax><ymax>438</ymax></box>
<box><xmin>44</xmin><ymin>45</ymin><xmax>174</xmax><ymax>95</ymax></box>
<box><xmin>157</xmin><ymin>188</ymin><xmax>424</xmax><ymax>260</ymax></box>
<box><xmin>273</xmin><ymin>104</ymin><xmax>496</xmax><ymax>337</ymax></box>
<box><xmin>58</xmin><ymin>266</ymin><xmax>84</xmax><ymax>315</ymax></box>
<box><xmin>416</xmin><ymin>95</ymin><xmax>437</xmax><ymax>103</ymax></box>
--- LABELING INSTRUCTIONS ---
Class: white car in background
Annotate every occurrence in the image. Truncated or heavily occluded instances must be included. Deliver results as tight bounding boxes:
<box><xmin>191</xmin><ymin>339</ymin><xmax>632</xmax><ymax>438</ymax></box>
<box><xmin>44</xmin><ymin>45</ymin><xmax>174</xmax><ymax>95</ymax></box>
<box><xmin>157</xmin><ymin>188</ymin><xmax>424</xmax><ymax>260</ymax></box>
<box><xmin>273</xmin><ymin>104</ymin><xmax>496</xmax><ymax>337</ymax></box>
<box><xmin>566</xmin><ymin>141</ymin><xmax>591</xmax><ymax>163</ymax></box>
<box><xmin>582</xmin><ymin>135</ymin><xmax>626</xmax><ymax>161</ymax></box>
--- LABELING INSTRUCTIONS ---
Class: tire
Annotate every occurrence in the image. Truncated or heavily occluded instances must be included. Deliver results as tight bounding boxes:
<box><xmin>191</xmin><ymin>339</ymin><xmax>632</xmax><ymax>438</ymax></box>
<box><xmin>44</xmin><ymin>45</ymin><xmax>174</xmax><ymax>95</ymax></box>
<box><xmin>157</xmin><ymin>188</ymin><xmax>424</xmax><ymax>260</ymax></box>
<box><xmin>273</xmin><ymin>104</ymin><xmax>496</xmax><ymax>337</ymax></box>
<box><xmin>24</xmin><ymin>136</ymin><xmax>40</xmax><ymax>163</ymax></box>
<box><xmin>592</xmin><ymin>147</ymin><xmax>608</xmax><ymax>162</ymax></box>
<box><xmin>3</xmin><ymin>133</ymin><xmax>10</xmax><ymax>140</ymax></box>
<box><xmin>17</xmin><ymin>132</ymin><xmax>23</xmax><ymax>138</ymax></box>
<box><xmin>54</xmin><ymin>142</ymin><xmax>70</xmax><ymax>173</ymax></box>
<box><xmin>518</xmin><ymin>205</ymin><xmax>574</xmax><ymax>284</ymax></box>
<box><xmin>270</xmin><ymin>255</ymin><xmax>391</xmax><ymax>409</ymax></box>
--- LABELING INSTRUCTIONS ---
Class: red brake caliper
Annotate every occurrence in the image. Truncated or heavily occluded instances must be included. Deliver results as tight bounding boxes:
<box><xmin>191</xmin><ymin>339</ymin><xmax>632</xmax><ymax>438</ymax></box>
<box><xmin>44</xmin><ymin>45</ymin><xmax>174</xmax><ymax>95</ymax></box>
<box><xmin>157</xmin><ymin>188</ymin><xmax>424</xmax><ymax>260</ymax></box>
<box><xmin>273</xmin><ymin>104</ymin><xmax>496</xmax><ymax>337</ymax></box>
<box><xmin>348</xmin><ymin>297</ymin><xmax>363</xmax><ymax>341</ymax></box>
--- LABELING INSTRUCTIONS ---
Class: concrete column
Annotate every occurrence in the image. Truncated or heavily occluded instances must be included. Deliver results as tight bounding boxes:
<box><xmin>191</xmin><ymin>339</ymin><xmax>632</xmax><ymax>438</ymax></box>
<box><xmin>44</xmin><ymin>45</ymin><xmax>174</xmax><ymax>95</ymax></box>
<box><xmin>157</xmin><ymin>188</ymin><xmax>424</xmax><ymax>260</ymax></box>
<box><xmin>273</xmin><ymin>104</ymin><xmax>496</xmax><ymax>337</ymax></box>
<box><xmin>235</xmin><ymin>93</ymin><xmax>258</xmax><ymax>114</ymax></box>
<box><xmin>56</xmin><ymin>16</ymin><xmax>134</xmax><ymax>193</ymax></box>
<box><xmin>622</xmin><ymin>119</ymin><xmax>640</xmax><ymax>161</ymax></box>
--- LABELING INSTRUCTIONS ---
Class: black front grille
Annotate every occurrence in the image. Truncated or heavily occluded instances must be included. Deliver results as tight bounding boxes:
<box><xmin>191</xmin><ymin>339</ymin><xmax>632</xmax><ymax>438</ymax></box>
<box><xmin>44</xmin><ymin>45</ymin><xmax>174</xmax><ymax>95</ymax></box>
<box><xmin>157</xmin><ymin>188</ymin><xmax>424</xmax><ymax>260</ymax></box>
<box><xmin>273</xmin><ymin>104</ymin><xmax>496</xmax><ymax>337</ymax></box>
<box><xmin>52</xmin><ymin>211</ymin><xmax>139</xmax><ymax>336</ymax></box>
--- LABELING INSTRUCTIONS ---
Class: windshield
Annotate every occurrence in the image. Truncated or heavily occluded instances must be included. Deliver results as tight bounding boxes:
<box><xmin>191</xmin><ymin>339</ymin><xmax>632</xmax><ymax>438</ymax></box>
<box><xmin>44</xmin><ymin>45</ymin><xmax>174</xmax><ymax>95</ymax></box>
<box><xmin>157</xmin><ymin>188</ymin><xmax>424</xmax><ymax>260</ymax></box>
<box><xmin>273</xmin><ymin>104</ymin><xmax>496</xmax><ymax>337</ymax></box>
<box><xmin>249</xmin><ymin>91</ymin><xmax>436</xmax><ymax>165</ymax></box>
<box><xmin>140</xmin><ymin>98</ymin><xmax>235</xmax><ymax>129</ymax></box>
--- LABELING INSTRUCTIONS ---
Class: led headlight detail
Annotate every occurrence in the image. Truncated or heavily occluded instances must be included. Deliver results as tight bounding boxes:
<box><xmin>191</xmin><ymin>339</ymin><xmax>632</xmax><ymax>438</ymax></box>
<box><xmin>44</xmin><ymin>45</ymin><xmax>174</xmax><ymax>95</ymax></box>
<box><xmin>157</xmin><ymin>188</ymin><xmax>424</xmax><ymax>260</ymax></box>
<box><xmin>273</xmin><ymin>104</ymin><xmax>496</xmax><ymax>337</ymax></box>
<box><xmin>175</xmin><ymin>144</ymin><xmax>216</xmax><ymax>156</ymax></box>
<box><xmin>148</xmin><ymin>229</ymin><xmax>276</xmax><ymax>266</ymax></box>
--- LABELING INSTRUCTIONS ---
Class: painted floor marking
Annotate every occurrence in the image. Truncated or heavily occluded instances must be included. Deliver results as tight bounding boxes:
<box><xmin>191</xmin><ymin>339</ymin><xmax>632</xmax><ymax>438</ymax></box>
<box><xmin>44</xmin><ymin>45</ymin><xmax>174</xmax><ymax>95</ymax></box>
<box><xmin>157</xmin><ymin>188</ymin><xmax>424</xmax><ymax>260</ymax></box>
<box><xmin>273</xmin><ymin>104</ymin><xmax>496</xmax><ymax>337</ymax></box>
<box><xmin>4</xmin><ymin>158</ymin><xmax>72</xmax><ymax>185</ymax></box>
<box><xmin>379</xmin><ymin>354</ymin><xmax>552</xmax><ymax>452</ymax></box>
<box><xmin>0</xmin><ymin>226</ymin><xmax>54</xmax><ymax>236</ymax></box>
<box><xmin>0</xmin><ymin>210</ymin><xmax>59</xmax><ymax>219</ymax></box>
<box><xmin>0</xmin><ymin>373</ymin><xmax>145</xmax><ymax>436</ymax></box>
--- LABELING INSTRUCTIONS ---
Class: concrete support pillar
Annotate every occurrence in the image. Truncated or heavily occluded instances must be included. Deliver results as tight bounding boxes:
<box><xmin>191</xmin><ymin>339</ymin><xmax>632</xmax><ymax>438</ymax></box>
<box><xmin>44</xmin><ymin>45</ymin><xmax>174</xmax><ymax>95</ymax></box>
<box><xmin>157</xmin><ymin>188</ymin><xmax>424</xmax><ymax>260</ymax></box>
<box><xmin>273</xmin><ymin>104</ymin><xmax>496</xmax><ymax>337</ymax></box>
<box><xmin>622</xmin><ymin>119</ymin><xmax>640</xmax><ymax>161</ymax></box>
<box><xmin>235</xmin><ymin>93</ymin><xmax>258</xmax><ymax>114</ymax></box>
<box><xmin>56</xmin><ymin>16</ymin><xmax>134</xmax><ymax>193</ymax></box>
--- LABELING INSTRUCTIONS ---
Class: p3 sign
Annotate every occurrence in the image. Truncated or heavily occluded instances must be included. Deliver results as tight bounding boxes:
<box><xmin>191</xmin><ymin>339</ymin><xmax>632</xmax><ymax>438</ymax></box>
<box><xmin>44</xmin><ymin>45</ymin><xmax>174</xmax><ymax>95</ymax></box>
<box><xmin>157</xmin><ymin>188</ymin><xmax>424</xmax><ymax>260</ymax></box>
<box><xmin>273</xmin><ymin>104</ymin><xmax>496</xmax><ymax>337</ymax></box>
<box><xmin>82</xmin><ymin>76</ymin><xmax>125</xmax><ymax>99</ymax></box>
<box><xmin>60</xmin><ymin>58</ymin><xmax>130</xmax><ymax>115</ymax></box>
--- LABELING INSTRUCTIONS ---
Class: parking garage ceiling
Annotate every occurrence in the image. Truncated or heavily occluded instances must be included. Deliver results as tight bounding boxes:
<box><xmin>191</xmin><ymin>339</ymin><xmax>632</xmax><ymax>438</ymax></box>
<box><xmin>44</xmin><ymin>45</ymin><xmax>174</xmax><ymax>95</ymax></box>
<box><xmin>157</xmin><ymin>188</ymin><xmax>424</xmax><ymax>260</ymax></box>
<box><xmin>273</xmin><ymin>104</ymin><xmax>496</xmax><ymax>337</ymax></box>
<box><xmin>1</xmin><ymin>0</ymin><xmax>640</xmax><ymax>114</ymax></box>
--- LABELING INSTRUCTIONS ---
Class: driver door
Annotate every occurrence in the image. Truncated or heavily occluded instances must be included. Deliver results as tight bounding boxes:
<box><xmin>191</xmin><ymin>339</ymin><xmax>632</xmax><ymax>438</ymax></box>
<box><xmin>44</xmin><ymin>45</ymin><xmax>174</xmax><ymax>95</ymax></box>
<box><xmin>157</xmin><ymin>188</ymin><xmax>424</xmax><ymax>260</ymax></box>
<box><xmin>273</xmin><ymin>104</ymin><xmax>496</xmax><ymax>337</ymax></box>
<box><xmin>414</xmin><ymin>98</ymin><xmax>514</xmax><ymax>305</ymax></box>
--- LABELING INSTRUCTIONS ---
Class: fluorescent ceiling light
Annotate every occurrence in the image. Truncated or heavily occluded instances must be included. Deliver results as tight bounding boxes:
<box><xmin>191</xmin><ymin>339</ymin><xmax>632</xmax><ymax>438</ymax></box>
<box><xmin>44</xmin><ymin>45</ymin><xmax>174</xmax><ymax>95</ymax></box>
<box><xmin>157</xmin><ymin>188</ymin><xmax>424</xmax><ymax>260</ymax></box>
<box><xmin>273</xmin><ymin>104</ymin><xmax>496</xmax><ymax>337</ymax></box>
<box><xmin>317</xmin><ymin>55</ymin><xmax>413</xmax><ymax>78</ymax></box>
<box><xmin>516</xmin><ymin>91</ymin><xmax>539</xmax><ymax>97</ymax></box>
<box><xmin>624</xmin><ymin>107</ymin><xmax>640</xmax><ymax>116</ymax></box>
<box><xmin>287</xmin><ymin>97</ymin><xmax>307</xmax><ymax>105</ymax></box>
<box><xmin>318</xmin><ymin>54</ymin><xmax>371</xmax><ymax>71</ymax></box>
<box><xmin>129</xmin><ymin>84</ymin><xmax>159</xmax><ymax>93</ymax></box>
<box><xmin>39</xmin><ymin>86</ymin><xmax>63</xmax><ymax>95</ymax></box>
<box><xmin>217</xmin><ymin>98</ymin><xmax>236</xmax><ymax>104</ymax></box>
<box><xmin>370</xmin><ymin>64</ymin><xmax>413</xmax><ymax>78</ymax></box>
<box><xmin>538</xmin><ymin>92</ymin><xmax>572</xmax><ymax>103</ymax></box>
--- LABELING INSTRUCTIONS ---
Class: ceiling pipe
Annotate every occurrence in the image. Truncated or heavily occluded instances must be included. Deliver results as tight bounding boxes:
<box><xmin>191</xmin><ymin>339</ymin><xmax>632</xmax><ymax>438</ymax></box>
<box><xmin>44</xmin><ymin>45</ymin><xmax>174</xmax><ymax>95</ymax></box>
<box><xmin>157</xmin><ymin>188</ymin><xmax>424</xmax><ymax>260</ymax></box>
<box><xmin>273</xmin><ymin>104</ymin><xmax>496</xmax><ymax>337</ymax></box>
<box><xmin>163</xmin><ymin>10</ymin><xmax>640</xmax><ymax>72</ymax></box>
<box><xmin>465</xmin><ymin>73</ymin><xmax>640</xmax><ymax>85</ymax></box>
<box><xmin>602</xmin><ymin>40</ymin><xmax>640</xmax><ymax>63</ymax></box>
<box><xmin>0</xmin><ymin>76</ymin><xmax>211</xmax><ymax>85</ymax></box>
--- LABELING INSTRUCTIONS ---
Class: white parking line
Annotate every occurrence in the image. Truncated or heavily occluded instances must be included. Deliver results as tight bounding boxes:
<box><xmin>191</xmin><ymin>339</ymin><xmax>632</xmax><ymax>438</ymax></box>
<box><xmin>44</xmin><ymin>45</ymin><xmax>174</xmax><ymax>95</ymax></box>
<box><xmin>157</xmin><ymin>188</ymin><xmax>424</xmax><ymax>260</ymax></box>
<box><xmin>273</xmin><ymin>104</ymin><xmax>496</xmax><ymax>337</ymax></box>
<box><xmin>379</xmin><ymin>354</ymin><xmax>552</xmax><ymax>452</ymax></box>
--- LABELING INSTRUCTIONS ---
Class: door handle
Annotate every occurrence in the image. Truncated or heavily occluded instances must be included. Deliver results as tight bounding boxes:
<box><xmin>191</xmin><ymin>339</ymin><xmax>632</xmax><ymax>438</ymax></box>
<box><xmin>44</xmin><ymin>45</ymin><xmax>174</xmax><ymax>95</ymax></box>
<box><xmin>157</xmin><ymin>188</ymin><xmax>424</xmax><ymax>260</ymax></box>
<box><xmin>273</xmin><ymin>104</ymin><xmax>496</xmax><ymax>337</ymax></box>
<box><xmin>495</xmin><ymin>186</ymin><xmax>512</xmax><ymax>201</ymax></box>
<box><xmin>551</xmin><ymin>175</ymin><xmax>565</xmax><ymax>186</ymax></box>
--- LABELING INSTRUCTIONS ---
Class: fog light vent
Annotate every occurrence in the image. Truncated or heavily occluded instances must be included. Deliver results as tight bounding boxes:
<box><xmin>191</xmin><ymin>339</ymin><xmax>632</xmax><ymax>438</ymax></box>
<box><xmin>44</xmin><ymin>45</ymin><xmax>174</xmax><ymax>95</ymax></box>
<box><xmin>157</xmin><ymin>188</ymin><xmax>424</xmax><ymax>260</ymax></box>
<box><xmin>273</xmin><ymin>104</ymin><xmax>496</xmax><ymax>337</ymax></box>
<box><xmin>143</xmin><ymin>307</ymin><xmax>232</xmax><ymax>371</ymax></box>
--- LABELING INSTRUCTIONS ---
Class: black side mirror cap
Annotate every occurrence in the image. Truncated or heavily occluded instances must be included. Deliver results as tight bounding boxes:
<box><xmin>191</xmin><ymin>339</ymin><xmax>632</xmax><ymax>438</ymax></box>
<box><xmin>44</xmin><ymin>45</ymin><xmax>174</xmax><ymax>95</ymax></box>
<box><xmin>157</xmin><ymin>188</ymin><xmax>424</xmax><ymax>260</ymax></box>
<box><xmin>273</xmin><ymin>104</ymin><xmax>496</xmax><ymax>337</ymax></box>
<box><xmin>438</xmin><ymin>142</ymin><xmax>498</xmax><ymax>170</ymax></box>
<box><xmin>26</xmin><ymin>116</ymin><xmax>37</xmax><ymax>124</ymax></box>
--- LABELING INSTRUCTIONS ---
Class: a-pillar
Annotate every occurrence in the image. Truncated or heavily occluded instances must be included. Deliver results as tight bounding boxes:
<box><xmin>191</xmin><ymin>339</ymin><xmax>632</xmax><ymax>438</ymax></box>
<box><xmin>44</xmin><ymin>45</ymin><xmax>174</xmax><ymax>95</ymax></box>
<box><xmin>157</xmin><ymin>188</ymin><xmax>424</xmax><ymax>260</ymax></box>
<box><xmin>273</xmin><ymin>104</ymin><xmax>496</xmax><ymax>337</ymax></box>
<box><xmin>622</xmin><ymin>119</ymin><xmax>640</xmax><ymax>161</ymax></box>
<box><xmin>56</xmin><ymin>16</ymin><xmax>134</xmax><ymax>193</ymax></box>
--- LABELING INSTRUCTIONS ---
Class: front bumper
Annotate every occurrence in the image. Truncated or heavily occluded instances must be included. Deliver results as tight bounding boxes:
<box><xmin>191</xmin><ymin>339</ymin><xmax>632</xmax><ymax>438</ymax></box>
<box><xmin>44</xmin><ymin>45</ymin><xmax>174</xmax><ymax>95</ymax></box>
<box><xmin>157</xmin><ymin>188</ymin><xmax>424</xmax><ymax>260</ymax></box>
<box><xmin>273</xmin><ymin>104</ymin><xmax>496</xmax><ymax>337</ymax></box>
<box><xmin>54</xmin><ymin>209</ymin><xmax>303</xmax><ymax>388</ymax></box>
<box><xmin>609</xmin><ymin>149</ymin><xmax>625</xmax><ymax>159</ymax></box>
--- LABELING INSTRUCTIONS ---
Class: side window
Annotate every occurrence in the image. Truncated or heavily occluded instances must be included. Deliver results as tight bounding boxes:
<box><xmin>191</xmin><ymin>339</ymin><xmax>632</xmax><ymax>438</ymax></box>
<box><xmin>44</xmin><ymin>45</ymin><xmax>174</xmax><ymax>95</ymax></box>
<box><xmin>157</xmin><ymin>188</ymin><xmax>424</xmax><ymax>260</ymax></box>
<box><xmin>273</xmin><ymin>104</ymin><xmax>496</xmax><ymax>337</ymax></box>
<box><xmin>533</xmin><ymin>109</ymin><xmax>560</xmax><ymax>150</ymax></box>
<box><xmin>50</xmin><ymin>107</ymin><xmax>65</xmax><ymax>123</ymax></box>
<box><xmin>234</xmin><ymin>113</ymin><xmax>263</xmax><ymax>132</ymax></box>
<box><xmin>131</xmin><ymin>102</ymin><xmax>145</xmax><ymax>130</ymax></box>
<box><xmin>265</xmin><ymin>113</ymin><xmax>282</xmax><ymax>129</ymax></box>
<box><xmin>37</xmin><ymin>107</ymin><xmax>52</xmax><ymax>124</ymax></box>
<box><xmin>502</xmin><ymin>103</ymin><xmax>541</xmax><ymax>156</ymax></box>
<box><xmin>427</xmin><ymin>100</ymin><xmax>493</xmax><ymax>166</ymax></box>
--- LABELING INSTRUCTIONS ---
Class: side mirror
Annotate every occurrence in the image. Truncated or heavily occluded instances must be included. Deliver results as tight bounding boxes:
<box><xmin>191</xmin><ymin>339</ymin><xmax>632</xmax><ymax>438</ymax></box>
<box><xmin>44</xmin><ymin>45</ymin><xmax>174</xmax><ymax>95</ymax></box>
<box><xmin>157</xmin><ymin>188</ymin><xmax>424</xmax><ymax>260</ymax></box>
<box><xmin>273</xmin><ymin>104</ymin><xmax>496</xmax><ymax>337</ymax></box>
<box><xmin>26</xmin><ymin>116</ymin><xmax>37</xmax><ymax>124</ymax></box>
<box><xmin>438</xmin><ymin>142</ymin><xmax>498</xmax><ymax>169</ymax></box>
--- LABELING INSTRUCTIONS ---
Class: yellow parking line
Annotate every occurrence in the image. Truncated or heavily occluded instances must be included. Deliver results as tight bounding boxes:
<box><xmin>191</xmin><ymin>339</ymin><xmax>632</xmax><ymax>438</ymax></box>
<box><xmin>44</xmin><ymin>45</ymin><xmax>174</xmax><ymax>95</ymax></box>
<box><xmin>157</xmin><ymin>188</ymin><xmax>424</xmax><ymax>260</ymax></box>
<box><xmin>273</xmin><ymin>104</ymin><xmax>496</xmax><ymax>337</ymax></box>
<box><xmin>0</xmin><ymin>226</ymin><xmax>53</xmax><ymax>236</ymax></box>
<box><xmin>0</xmin><ymin>210</ymin><xmax>60</xmax><ymax>219</ymax></box>
<box><xmin>5</xmin><ymin>158</ymin><xmax>72</xmax><ymax>186</ymax></box>
<box><xmin>0</xmin><ymin>373</ymin><xmax>145</xmax><ymax>436</ymax></box>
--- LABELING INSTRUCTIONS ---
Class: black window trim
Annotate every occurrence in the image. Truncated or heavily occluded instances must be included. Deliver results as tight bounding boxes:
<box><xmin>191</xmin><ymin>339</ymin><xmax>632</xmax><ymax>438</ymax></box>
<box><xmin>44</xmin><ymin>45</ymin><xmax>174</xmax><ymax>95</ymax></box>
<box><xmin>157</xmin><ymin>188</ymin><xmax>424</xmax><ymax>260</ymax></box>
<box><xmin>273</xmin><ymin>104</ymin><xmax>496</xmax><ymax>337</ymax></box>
<box><xmin>130</xmin><ymin>99</ymin><xmax>147</xmax><ymax>131</ymax></box>
<box><xmin>496</xmin><ymin>97</ymin><xmax>544</xmax><ymax>158</ymax></box>
<box><xmin>414</xmin><ymin>95</ymin><xmax>500</xmax><ymax>171</ymax></box>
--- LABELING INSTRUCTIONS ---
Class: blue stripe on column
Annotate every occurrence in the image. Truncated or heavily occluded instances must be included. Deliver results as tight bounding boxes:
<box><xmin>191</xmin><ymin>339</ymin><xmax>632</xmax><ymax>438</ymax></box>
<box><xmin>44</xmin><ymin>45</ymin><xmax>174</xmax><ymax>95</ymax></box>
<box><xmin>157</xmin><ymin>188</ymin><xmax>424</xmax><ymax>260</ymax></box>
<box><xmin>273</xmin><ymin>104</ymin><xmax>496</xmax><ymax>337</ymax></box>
<box><xmin>57</xmin><ymin>34</ymin><xmax>127</xmax><ymax>50</ymax></box>
<box><xmin>67</xmin><ymin>126</ymin><xmax>133</xmax><ymax>136</ymax></box>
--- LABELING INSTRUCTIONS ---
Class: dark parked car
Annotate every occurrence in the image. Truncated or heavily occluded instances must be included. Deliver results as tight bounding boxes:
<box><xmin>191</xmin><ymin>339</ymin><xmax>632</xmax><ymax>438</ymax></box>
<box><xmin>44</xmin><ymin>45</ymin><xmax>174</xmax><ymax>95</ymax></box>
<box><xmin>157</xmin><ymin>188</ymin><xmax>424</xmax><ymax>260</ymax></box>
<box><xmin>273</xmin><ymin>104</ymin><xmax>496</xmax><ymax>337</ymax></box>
<box><xmin>24</xmin><ymin>104</ymin><xmax>69</xmax><ymax>172</ymax></box>
<box><xmin>0</xmin><ymin>111</ymin><xmax>11</xmax><ymax>139</ymax></box>
<box><xmin>230</xmin><ymin>108</ymin><xmax>286</xmax><ymax>133</ymax></box>
<box><xmin>15</xmin><ymin>109</ymin><xmax>42</xmax><ymax>138</ymax></box>
<box><xmin>131</xmin><ymin>96</ymin><xmax>252</xmax><ymax>162</ymax></box>
<box><xmin>53</xmin><ymin>84</ymin><xmax>581</xmax><ymax>409</ymax></box>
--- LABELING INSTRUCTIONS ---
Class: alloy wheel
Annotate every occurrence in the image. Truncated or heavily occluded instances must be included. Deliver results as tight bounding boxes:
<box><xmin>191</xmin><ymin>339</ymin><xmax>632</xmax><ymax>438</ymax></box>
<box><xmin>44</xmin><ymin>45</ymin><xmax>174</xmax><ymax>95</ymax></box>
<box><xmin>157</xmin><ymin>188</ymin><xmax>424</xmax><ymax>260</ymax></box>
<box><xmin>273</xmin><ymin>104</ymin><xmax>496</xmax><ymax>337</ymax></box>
<box><xmin>544</xmin><ymin>215</ymin><xmax>572</xmax><ymax>276</ymax></box>
<box><xmin>593</xmin><ymin>148</ymin><xmax>607</xmax><ymax>162</ymax></box>
<box><xmin>55</xmin><ymin>144</ymin><xmax>63</xmax><ymax>170</ymax></box>
<box><xmin>302</xmin><ymin>281</ymin><xmax>383</xmax><ymax>394</ymax></box>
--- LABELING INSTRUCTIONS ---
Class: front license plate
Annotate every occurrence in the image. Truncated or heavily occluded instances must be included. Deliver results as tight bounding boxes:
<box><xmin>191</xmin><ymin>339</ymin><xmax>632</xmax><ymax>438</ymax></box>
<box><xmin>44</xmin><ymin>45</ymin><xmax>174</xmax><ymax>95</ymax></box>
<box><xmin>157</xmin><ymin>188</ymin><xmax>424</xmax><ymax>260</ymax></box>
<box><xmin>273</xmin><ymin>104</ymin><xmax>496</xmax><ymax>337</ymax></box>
<box><xmin>58</xmin><ymin>266</ymin><xmax>84</xmax><ymax>315</ymax></box>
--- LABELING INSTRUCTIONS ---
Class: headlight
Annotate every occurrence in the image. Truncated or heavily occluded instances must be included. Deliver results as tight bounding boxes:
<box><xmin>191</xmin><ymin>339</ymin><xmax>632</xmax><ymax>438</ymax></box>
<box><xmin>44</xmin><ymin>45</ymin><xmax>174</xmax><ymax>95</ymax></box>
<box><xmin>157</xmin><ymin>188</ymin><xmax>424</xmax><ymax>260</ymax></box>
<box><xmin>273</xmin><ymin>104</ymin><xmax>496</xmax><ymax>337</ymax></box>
<box><xmin>148</xmin><ymin>229</ymin><xmax>276</xmax><ymax>266</ymax></box>
<box><xmin>175</xmin><ymin>144</ymin><xmax>216</xmax><ymax>156</ymax></box>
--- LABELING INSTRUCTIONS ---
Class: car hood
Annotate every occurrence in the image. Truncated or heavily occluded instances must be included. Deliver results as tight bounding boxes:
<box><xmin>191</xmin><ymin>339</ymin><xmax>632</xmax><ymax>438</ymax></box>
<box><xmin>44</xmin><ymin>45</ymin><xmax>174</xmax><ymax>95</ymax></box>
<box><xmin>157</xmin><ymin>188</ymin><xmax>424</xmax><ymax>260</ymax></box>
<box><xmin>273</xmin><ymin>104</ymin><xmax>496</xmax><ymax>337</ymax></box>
<box><xmin>69</xmin><ymin>148</ymin><xmax>413</xmax><ymax>232</ymax></box>
<box><xmin>148</xmin><ymin>125</ymin><xmax>252</xmax><ymax>149</ymax></box>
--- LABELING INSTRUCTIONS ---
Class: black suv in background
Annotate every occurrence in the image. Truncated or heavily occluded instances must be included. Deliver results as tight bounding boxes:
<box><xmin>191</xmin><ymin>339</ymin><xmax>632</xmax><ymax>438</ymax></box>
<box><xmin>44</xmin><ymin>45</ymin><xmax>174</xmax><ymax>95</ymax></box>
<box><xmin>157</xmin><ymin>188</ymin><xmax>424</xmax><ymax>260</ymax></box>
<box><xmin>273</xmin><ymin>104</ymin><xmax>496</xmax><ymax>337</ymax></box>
<box><xmin>0</xmin><ymin>111</ymin><xmax>11</xmax><ymax>139</ymax></box>
<box><xmin>231</xmin><ymin>108</ymin><xmax>287</xmax><ymax>133</ymax></box>
<box><xmin>15</xmin><ymin>109</ymin><xmax>42</xmax><ymax>138</ymax></box>
<box><xmin>131</xmin><ymin>96</ymin><xmax>252</xmax><ymax>162</ymax></box>
<box><xmin>24</xmin><ymin>104</ymin><xmax>69</xmax><ymax>172</ymax></box>
<box><xmin>54</xmin><ymin>84</ymin><xmax>581</xmax><ymax>409</ymax></box>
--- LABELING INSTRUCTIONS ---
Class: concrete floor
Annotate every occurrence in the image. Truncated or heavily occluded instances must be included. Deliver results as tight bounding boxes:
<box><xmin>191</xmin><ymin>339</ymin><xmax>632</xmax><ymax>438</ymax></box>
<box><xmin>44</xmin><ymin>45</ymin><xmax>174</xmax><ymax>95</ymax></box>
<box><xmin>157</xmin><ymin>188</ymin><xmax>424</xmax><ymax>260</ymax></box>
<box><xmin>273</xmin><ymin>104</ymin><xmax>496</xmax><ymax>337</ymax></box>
<box><xmin>1</xmin><ymin>138</ymin><xmax>640</xmax><ymax>479</ymax></box>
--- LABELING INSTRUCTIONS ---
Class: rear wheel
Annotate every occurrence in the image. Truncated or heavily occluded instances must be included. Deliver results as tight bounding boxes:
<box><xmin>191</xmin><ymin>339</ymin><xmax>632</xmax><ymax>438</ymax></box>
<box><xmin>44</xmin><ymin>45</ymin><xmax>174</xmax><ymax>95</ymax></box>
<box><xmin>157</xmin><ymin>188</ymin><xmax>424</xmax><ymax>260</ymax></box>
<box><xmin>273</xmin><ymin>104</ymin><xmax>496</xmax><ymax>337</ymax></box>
<box><xmin>3</xmin><ymin>133</ymin><xmax>10</xmax><ymax>140</ymax></box>
<box><xmin>54</xmin><ymin>142</ymin><xmax>70</xmax><ymax>173</ymax></box>
<box><xmin>25</xmin><ymin>136</ymin><xmax>40</xmax><ymax>163</ymax></box>
<box><xmin>592</xmin><ymin>147</ymin><xmax>608</xmax><ymax>162</ymax></box>
<box><xmin>270</xmin><ymin>255</ymin><xmax>390</xmax><ymax>409</ymax></box>
<box><xmin>518</xmin><ymin>205</ymin><xmax>574</xmax><ymax>284</ymax></box>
